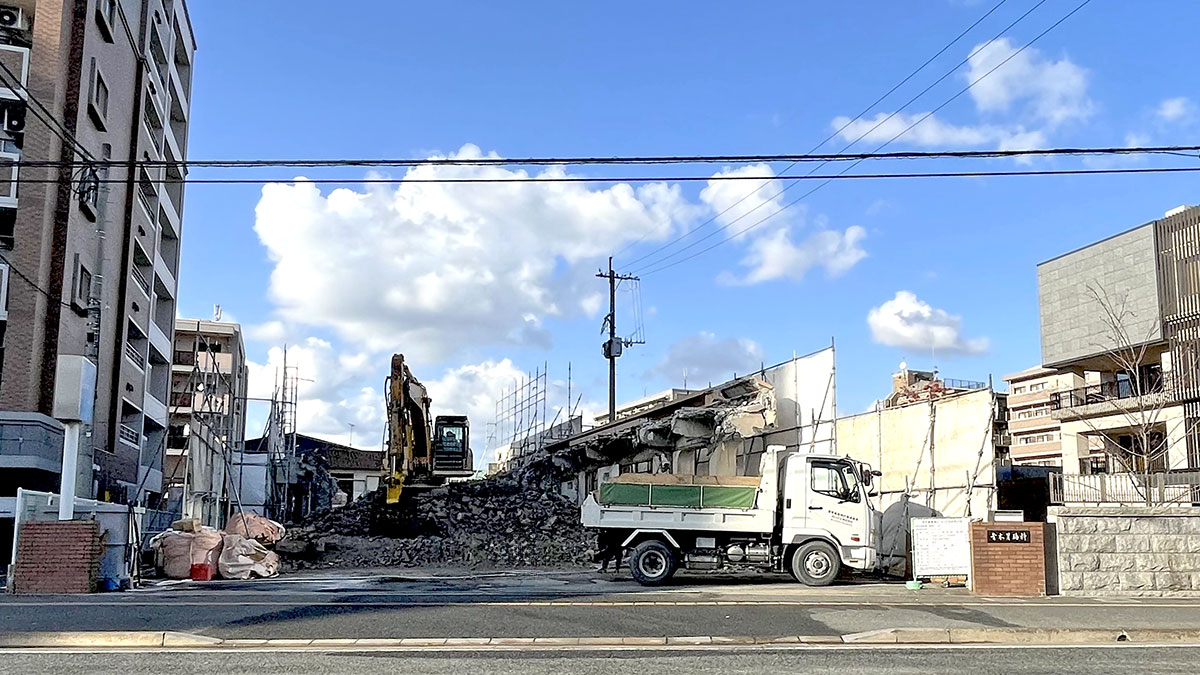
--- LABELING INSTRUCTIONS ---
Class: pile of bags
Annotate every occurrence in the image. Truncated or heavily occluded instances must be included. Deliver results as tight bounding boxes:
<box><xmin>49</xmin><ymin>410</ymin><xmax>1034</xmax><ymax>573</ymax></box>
<box><xmin>149</xmin><ymin>512</ymin><xmax>285</xmax><ymax>581</ymax></box>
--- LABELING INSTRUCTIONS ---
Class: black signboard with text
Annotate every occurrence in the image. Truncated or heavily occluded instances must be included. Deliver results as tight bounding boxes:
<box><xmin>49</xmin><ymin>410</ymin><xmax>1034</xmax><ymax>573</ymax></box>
<box><xmin>986</xmin><ymin>529</ymin><xmax>1032</xmax><ymax>544</ymax></box>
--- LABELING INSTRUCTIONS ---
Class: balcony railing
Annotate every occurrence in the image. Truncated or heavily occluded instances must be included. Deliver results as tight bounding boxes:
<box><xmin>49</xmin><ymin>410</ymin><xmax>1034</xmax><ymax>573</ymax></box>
<box><xmin>131</xmin><ymin>265</ymin><xmax>150</xmax><ymax>295</ymax></box>
<box><xmin>944</xmin><ymin>378</ymin><xmax>987</xmax><ymax>390</ymax></box>
<box><xmin>1050</xmin><ymin>380</ymin><xmax>1165</xmax><ymax>410</ymax></box>
<box><xmin>118</xmin><ymin>424</ymin><xmax>140</xmax><ymax>446</ymax></box>
<box><xmin>125</xmin><ymin>343</ymin><xmax>145</xmax><ymax>370</ymax></box>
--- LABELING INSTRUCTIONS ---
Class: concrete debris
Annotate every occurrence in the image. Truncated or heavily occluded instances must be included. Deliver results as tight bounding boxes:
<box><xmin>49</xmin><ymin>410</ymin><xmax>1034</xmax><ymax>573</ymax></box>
<box><xmin>282</xmin><ymin>468</ymin><xmax>597</xmax><ymax>570</ymax></box>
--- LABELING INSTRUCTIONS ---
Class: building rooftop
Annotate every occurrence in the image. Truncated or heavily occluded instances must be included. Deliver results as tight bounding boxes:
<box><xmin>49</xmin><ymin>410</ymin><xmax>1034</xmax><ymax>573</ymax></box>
<box><xmin>1003</xmin><ymin>365</ymin><xmax>1057</xmax><ymax>382</ymax></box>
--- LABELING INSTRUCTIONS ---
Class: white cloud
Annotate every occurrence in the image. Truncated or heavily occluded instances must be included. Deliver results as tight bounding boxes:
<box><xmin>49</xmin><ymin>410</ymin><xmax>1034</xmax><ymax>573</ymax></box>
<box><xmin>832</xmin><ymin>112</ymin><xmax>996</xmax><ymax>147</ymax></box>
<box><xmin>699</xmin><ymin>164</ymin><xmax>793</xmax><ymax>235</ymax></box>
<box><xmin>1157</xmin><ymin>96</ymin><xmax>1194</xmax><ymax>123</ymax></box>
<box><xmin>246</xmin><ymin>338</ymin><xmax>385</xmax><ymax>448</ymax></box>
<box><xmin>725</xmin><ymin>225</ymin><xmax>867</xmax><ymax>285</ymax></box>
<box><xmin>423</xmin><ymin>358</ymin><xmax>528</xmax><ymax>468</ymax></box>
<box><xmin>830</xmin><ymin>38</ymin><xmax>1089</xmax><ymax>154</ymax></box>
<box><xmin>253</xmin><ymin>144</ymin><xmax>698</xmax><ymax>362</ymax></box>
<box><xmin>966</xmin><ymin>38</ymin><xmax>1092</xmax><ymax>126</ymax></box>
<box><xmin>650</xmin><ymin>332</ymin><xmax>765</xmax><ymax>387</ymax></box>
<box><xmin>867</xmin><ymin>291</ymin><xmax>989</xmax><ymax>356</ymax></box>
<box><xmin>698</xmin><ymin>165</ymin><xmax>867</xmax><ymax>284</ymax></box>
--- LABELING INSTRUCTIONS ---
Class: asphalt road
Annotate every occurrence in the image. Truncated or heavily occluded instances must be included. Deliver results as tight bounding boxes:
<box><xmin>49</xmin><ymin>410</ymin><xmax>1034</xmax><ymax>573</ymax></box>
<box><xmin>4</xmin><ymin>569</ymin><xmax>1200</xmax><ymax>640</ymax></box>
<box><xmin>1</xmin><ymin>646</ymin><xmax>1197</xmax><ymax>675</ymax></box>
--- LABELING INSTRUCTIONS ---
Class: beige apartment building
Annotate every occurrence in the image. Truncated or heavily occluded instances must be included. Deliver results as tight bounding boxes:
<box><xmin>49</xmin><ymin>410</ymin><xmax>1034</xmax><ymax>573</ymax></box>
<box><xmin>1003</xmin><ymin>366</ymin><xmax>1087</xmax><ymax>467</ymax></box>
<box><xmin>164</xmin><ymin>318</ymin><xmax>247</xmax><ymax>527</ymax></box>
<box><xmin>0</xmin><ymin>0</ymin><xmax>195</xmax><ymax>539</ymax></box>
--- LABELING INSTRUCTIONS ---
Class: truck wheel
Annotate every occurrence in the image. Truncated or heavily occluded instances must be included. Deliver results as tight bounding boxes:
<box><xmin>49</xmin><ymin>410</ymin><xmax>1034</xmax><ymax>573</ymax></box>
<box><xmin>629</xmin><ymin>540</ymin><xmax>676</xmax><ymax>586</ymax></box>
<box><xmin>790</xmin><ymin>541</ymin><xmax>840</xmax><ymax>587</ymax></box>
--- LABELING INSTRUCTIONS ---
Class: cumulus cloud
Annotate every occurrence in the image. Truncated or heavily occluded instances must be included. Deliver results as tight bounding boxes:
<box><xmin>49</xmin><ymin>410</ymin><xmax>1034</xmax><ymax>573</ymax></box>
<box><xmin>1157</xmin><ymin>96</ymin><xmax>1194</xmax><ymax>123</ymax></box>
<box><xmin>867</xmin><ymin>291</ymin><xmax>989</xmax><ymax>356</ymax></box>
<box><xmin>649</xmin><ymin>332</ymin><xmax>765</xmax><ymax>387</ymax></box>
<box><xmin>831</xmin><ymin>38</ymin><xmax>1090</xmax><ymax>153</ymax></box>
<box><xmin>246</xmin><ymin>337</ymin><xmax>385</xmax><ymax>447</ymax></box>
<box><xmin>253</xmin><ymin>144</ymin><xmax>698</xmax><ymax>362</ymax></box>
<box><xmin>966</xmin><ymin>38</ymin><xmax>1092</xmax><ymax>126</ymax></box>
<box><xmin>698</xmin><ymin>165</ymin><xmax>868</xmax><ymax>284</ymax></box>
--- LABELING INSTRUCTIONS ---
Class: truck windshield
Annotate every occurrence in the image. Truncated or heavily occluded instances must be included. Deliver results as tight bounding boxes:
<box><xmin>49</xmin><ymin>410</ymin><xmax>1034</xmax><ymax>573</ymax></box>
<box><xmin>840</xmin><ymin>463</ymin><xmax>861</xmax><ymax>499</ymax></box>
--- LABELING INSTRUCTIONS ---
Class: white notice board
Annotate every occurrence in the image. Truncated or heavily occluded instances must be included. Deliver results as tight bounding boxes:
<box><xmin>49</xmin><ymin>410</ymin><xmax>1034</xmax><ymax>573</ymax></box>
<box><xmin>911</xmin><ymin>517</ymin><xmax>971</xmax><ymax>578</ymax></box>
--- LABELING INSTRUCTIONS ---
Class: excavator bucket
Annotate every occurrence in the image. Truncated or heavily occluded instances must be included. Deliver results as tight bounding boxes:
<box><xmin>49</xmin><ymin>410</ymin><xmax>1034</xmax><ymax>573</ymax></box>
<box><xmin>386</xmin><ymin>475</ymin><xmax>404</xmax><ymax>504</ymax></box>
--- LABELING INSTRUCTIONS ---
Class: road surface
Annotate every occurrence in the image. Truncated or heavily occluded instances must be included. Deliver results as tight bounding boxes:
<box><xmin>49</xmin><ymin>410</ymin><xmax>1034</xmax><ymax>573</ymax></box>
<box><xmin>3</xmin><ymin>569</ymin><xmax>1200</xmax><ymax>640</ymax></box>
<box><xmin>2</xmin><ymin>645</ymin><xmax>1197</xmax><ymax>675</ymax></box>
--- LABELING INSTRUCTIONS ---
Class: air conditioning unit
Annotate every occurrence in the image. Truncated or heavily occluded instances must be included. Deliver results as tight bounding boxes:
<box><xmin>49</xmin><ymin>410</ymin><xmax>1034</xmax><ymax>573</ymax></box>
<box><xmin>1</xmin><ymin>103</ymin><xmax>22</xmax><ymax>133</ymax></box>
<box><xmin>0</xmin><ymin>7</ymin><xmax>30</xmax><ymax>32</ymax></box>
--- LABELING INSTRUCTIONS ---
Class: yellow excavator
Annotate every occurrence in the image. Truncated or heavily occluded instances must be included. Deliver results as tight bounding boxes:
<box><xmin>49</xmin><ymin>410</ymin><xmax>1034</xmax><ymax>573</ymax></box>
<box><xmin>383</xmin><ymin>354</ymin><xmax>475</xmax><ymax>503</ymax></box>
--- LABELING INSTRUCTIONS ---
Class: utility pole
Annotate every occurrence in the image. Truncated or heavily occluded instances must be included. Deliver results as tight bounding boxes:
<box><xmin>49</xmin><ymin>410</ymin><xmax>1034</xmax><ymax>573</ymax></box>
<box><xmin>596</xmin><ymin>257</ymin><xmax>640</xmax><ymax>423</ymax></box>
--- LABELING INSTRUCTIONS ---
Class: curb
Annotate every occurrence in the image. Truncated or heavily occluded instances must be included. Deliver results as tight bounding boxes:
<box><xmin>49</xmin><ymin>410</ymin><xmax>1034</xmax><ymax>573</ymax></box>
<box><xmin>3</xmin><ymin>628</ymin><xmax>1200</xmax><ymax>649</ymax></box>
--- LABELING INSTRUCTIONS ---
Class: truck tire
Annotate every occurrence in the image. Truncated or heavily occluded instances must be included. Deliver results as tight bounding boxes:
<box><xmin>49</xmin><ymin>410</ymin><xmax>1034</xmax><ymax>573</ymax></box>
<box><xmin>790</xmin><ymin>541</ymin><xmax>840</xmax><ymax>587</ymax></box>
<box><xmin>629</xmin><ymin>540</ymin><xmax>677</xmax><ymax>586</ymax></box>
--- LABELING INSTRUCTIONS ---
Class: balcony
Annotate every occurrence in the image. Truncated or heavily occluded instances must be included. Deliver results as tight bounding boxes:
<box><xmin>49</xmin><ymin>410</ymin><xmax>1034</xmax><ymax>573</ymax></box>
<box><xmin>144</xmin><ymin>390</ymin><xmax>168</xmax><ymax>426</ymax></box>
<box><xmin>1050</xmin><ymin>380</ymin><xmax>1171</xmax><ymax>421</ymax></box>
<box><xmin>1008</xmin><ymin>414</ymin><xmax>1057</xmax><ymax>433</ymax></box>
<box><xmin>170</xmin><ymin>391</ymin><xmax>193</xmax><ymax>409</ymax></box>
<box><xmin>149</xmin><ymin>321</ymin><xmax>172</xmax><ymax>361</ymax></box>
<box><xmin>153</xmin><ymin>250</ymin><xmax>176</xmax><ymax>298</ymax></box>
<box><xmin>131</xmin><ymin>264</ymin><xmax>150</xmax><ymax>298</ymax></box>
<box><xmin>118</xmin><ymin>423</ymin><xmax>141</xmax><ymax>448</ymax></box>
<box><xmin>125</xmin><ymin>342</ymin><xmax>145</xmax><ymax>371</ymax></box>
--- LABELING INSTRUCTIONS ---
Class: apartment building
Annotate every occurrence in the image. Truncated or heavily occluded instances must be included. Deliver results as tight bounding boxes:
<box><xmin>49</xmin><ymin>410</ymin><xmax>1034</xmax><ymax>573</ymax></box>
<box><xmin>1037</xmin><ymin>205</ymin><xmax>1200</xmax><ymax>476</ymax></box>
<box><xmin>164</xmin><ymin>318</ymin><xmax>247</xmax><ymax>527</ymax></box>
<box><xmin>1003</xmin><ymin>366</ymin><xmax>1087</xmax><ymax>467</ymax></box>
<box><xmin>0</xmin><ymin>1</ymin><xmax>195</xmax><ymax>528</ymax></box>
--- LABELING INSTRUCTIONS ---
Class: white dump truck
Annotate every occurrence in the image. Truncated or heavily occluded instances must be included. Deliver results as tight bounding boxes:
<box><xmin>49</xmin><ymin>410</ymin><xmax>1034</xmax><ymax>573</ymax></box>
<box><xmin>580</xmin><ymin>447</ymin><xmax>882</xmax><ymax>586</ymax></box>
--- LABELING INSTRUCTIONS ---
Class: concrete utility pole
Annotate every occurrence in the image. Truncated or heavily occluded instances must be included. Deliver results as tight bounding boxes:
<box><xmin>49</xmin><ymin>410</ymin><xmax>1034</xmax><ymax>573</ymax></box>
<box><xmin>596</xmin><ymin>257</ymin><xmax>639</xmax><ymax>423</ymax></box>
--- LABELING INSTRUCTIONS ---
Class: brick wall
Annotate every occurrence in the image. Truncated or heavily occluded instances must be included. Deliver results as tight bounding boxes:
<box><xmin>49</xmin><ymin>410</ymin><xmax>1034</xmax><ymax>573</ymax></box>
<box><xmin>969</xmin><ymin>521</ymin><xmax>1048</xmax><ymax>597</ymax></box>
<box><xmin>1052</xmin><ymin>506</ymin><xmax>1200</xmax><ymax>596</ymax></box>
<box><xmin>10</xmin><ymin>519</ymin><xmax>101</xmax><ymax>594</ymax></box>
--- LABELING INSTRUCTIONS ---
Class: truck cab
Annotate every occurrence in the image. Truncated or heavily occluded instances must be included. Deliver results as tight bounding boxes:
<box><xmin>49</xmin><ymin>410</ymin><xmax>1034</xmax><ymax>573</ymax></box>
<box><xmin>580</xmin><ymin>447</ymin><xmax>881</xmax><ymax>587</ymax></box>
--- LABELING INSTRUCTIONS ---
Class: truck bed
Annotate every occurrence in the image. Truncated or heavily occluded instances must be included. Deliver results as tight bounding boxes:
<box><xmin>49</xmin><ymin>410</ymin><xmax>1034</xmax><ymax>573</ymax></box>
<box><xmin>580</xmin><ymin>494</ymin><xmax>775</xmax><ymax>534</ymax></box>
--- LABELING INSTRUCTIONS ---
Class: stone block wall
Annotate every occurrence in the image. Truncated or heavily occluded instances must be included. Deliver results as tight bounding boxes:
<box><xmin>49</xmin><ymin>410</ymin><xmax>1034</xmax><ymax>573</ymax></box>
<box><xmin>9</xmin><ymin>519</ymin><xmax>101</xmax><ymax>594</ymax></box>
<box><xmin>1052</xmin><ymin>506</ymin><xmax>1200</xmax><ymax>596</ymax></box>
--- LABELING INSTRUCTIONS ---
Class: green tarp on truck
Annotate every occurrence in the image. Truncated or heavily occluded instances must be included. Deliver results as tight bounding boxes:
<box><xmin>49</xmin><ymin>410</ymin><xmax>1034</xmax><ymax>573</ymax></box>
<box><xmin>599</xmin><ymin>483</ymin><xmax>757</xmax><ymax>509</ymax></box>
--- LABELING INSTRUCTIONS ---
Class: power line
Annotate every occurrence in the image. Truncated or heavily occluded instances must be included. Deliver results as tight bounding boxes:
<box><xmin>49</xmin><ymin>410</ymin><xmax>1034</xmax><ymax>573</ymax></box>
<box><xmin>6</xmin><ymin>143</ymin><xmax>1200</xmax><ymax>171</ymax></box>
<box><xmin>621</xmin><ymin>0</ymin><xmax>1049</xmax><ymax>272</ymax></box>
<box><xmin>0</xmin><ymin>252</ymin><xmax>71</xmax><ymax>309</ymax></box>
<box><xmin>634</xmin><ymin>0</ymin><xmax>1092</xmax><ymax>277</ymax></box>
<box><xmin>0</xmin><ymin>157</ymin><xmax>1195</xmax><ymax>188</ymax></box>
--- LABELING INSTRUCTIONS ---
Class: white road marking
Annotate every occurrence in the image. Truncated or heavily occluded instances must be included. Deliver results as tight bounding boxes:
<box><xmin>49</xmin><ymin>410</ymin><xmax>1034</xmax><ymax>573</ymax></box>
<box><xmin>1</xmin><ymin>599</ymin><xmax>1198</xmax><ymax>608</ymax></box>
<box><xmin>3</xmin><ymin>642</ymin><xmax>1199</xmax><ymax>655</ymax></box>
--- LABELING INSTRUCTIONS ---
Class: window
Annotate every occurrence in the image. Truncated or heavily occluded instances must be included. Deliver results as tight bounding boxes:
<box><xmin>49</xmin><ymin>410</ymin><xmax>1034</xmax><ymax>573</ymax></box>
<box><xmin>70</xmin><ymin>253</ymin><xmax>91</xmax><ymax>312</ymax></box>
<box><xmin>1012</xmin><ymin>386</ymin><xmax>1026</xmax><ymax>394</ymax></box>
<box><xmin>619</xmin><ymin>460</ymin><xmax>652</xmax><ymax>475</ymax></box>
<box><xmin>811</xmin><ymin>461</ymin><xmax>860</xmax><ymax>502</ymax></box>
<box><xmin>96</xmin><ymin>0</ymin><xmax>117</xmax><ymax>42</ymax></box>
<box><xmin>1018</xmin><ymin>433</ymin><xmax>1057</xmax><ymax>445</ymax></box>
<box><xmin>1029</xmin><ymin>382</ymin><xmax>1046</xmax><ymax>392</ymax></box>
<box><xmin>0</xmin><ymin>207</ymin><xmax>13</xmax><ymax>250</ymax></box>
<box><xmin>87</xmin><ymin>58</ymin><xmax>109</xmax><ymax>129</ymax></box>
<box><xmin>78</xmin><ymin>165</ymin><xmax>100</xmax><ymax>218</ymax></box>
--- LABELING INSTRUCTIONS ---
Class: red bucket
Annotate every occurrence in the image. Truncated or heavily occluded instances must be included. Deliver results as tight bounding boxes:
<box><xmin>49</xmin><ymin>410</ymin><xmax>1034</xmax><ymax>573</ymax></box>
<box><xmin>189</xmin><ymin>563</ymin><xmax>214</xmax><ymax>581</ymax></box>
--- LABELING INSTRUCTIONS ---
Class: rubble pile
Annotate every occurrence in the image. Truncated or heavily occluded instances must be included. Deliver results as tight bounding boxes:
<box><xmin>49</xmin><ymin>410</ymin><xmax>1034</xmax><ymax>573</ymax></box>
<box><xmin>283</xmin><ymin>468</ymin><xmax>597</xmax><ymax>570</ymax></box>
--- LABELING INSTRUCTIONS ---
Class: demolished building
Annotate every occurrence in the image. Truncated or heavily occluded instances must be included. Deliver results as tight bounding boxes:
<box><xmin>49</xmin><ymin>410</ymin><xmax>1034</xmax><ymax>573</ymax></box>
<box><xmin>545</xmin><ymin>347</ymin><xmax>839</xmax><ymax>503</ymax></box>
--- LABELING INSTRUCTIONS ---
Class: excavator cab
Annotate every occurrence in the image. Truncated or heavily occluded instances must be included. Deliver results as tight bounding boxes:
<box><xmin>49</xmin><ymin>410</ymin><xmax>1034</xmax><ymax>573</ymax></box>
<box><xmin>432</xmin><ymin>416</ymin><xmax>472</xmax><ymax>475</ymax></box>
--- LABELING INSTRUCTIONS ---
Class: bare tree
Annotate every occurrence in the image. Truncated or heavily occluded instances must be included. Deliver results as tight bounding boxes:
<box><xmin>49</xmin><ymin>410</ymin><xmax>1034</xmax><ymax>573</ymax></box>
<box><xmin>1074</xmin><ymin>285</ymin><xmax>1184</xmax><ymax>504</ymax></box>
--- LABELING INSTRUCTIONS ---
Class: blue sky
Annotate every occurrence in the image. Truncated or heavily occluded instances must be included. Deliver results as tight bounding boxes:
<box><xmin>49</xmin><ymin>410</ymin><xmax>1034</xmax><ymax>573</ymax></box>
<box><xmin>177</xmin><ymin>1</ymin><xmax>1200</xmax><ymax>458</ymax></box>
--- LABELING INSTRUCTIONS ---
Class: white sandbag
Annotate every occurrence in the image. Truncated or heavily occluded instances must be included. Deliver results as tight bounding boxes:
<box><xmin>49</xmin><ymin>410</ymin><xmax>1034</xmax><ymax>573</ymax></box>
<box><xmin>150</xmin><ymin>530</ymin><xmax>194</xmax><ymax>579</ymax></box>
<box><xmin>190</xmin><ymin>526</ymin><xmax>225</xmax><ymax>569</ymax></box>
<box><xmin>224</xmin><ymin>512</ymin><xmax>286</xmax><ymax>546</ymax></box>
<box><xmin>217</xmin><ymin>534</ymin><xmax>279</xmax><ymax>579</ymax></box>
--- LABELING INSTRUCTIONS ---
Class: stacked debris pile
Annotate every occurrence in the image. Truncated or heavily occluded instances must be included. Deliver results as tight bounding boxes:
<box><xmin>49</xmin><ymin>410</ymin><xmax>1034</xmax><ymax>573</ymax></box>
<box><xmin>148</xmin><ymin>513</ymin><xmax>284</xmax><ymax>580</ymax></box>
<box><xmin>282</xmin><ymin>467</ymin><xmax>596</xmax><ymax>570</ymax></box>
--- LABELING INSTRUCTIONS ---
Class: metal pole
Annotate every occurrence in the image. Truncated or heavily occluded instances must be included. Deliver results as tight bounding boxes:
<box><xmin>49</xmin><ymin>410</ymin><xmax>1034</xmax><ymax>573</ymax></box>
<box><xmin>608</xmin><ymin>257</ymin><xmax>617</xmax><ymax>423</ymax></box>
<box><xmin>58</xmin><ymin>422</ymin><xmax>81</xmax><ymax>520</ymax></box>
